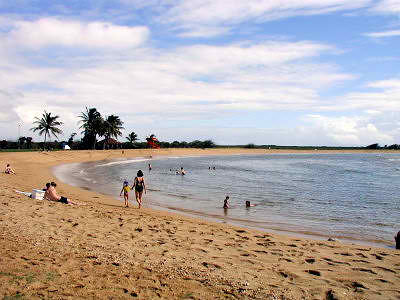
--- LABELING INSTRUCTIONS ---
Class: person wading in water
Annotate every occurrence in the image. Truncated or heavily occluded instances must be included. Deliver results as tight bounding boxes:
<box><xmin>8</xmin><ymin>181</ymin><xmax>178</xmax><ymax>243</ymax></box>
<box><xmin>132</xmin><ymin>170</ymin><xmax>146</xmax><ymax>208</ymax></box>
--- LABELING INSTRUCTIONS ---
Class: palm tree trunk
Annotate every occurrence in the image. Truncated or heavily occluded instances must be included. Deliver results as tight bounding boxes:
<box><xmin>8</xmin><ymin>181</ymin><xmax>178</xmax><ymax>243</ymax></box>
<box><xmin>92</xmin><ymin>135</ymin><xmax>96</xmax><ymax>150</ymax></box>
<box><xmin>44</xmin><ymin>132</ymin><xmax>47</xmax><ymax>151</ymax></box>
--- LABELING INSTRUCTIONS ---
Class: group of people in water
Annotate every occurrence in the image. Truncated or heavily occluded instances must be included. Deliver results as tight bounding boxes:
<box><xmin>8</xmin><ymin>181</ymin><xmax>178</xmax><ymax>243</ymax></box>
<box><xmin>5</xmin><ymin>162</ymin><xmax>400</xmax><ymax>249</ymax></box>
<box><xmin>223</xmin><ymin>195</ymin><xmax>256</xmax><ymax>209</ymax></box>
<box><xmin>168</xmin><ymin>167</ymin><xmax>185</xmax><ymax>175</ymax></box>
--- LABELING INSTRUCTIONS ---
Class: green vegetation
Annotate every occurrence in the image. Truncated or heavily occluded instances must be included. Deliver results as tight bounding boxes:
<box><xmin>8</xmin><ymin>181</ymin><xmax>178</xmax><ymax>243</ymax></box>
<box><xmin>79</xmin><ymin>107</ymin><xmax>103</xmax><ymax>150</ymax></box>
<box><xmin>0</xmin><ymin>271</ymin><xmax>36</xmax><ymax>284</ymax></box>
<box><xmin>2</xmin><ymin>106</ymin><xmax>399</xmax><ymax>152</ymax></box>
<box><xmin>45</xmin><ymin>271</ymin><xmax>59</xmax><ymax>282</ymax></box>
<box><xmin>30</xmin><ymin>110</ymin><xmax>63</xmax><ymax>150</ymax></box>
<box><xmin>3</xmin><ymin>293</ymin><xmax>24</xmax><ymax>300</ymax></box>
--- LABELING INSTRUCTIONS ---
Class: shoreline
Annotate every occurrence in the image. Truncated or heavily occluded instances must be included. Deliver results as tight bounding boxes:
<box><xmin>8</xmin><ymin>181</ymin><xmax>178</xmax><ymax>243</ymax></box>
<box><xmin>1</xmin><ymin>149</ymin><xmax>399</xmax><ymax>299</ymax></box>
<box><xmin>53</xmin><ymin>150</ymin><xmax>396</xmax><ymax>249</ymax></box>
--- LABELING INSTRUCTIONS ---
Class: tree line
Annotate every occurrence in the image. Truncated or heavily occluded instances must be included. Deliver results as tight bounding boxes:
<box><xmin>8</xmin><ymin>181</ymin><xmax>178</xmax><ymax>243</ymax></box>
<box><xmin>0</xmin><ymin>108</ymin><xmax>216</xmax><ymax>150</ymax></box>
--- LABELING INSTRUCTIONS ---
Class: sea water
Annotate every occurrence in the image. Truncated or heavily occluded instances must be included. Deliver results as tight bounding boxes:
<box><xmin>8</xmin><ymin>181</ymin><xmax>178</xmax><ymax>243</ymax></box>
<box><xmin>53</xmin><ymin>153</ymin><xmax>400</xmax><ymax>248</ymax></box>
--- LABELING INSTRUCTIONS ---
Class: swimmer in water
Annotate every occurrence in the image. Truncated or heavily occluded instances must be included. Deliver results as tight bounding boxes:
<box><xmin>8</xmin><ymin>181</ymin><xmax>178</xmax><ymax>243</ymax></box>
<box><xmin>246</xmin><ymin>201</ymin><xmax>257</xmax><ymax>207</ymax></box>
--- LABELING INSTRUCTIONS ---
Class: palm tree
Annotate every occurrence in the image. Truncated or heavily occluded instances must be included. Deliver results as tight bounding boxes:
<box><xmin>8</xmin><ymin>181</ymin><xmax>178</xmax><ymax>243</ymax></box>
<box><xmin>79</xmin><ymin>107</ymin><xmax>103</xmax><ymax>150</ymax></box>
<box><xmin>31</xmin><ymin>111</ymin><xmax>63</xmax><ymax>150</ymax></box>
<box><xmin>126</xmin><ymin>131</ymin><xmax>138</xmax><ymax>143</ymax></box>
<box><xmin>103</xmin><ymin>115</ymin><xmax>124</xmax><ymax>149</ymax></box>
<box><xmin>18</xmin><ymin>136</ymin><xmax>26</xmax><ymax>149</ymax></box>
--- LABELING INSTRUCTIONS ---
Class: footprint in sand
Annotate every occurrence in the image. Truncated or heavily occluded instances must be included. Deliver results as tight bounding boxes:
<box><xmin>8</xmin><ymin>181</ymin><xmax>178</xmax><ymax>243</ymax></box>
<box><xmin>375</xmin><ymin>266</ymin><xmax>396</xmax><ymax>273</ymax></box>
<box><xmin>356</xmin><ymin>252</ymin><xmax>368</xmax><ymax>258</ymax></box>
<box><xmin>323</xmin><ymin>258</ymin><xmax>351</xmax><ymax>266</ymax></box>
<box><xmin>278</xmin><ymin>270</ymin><xmax>297</xmax><ymax>280</ymax></box>
<box><xmin>305</xmin><ymin>270</ymin><xmax>321</xmax><ymax>276</ymax></box>
<box><xmin>352</xmin><ymin>259</ymin><xmax>370</xmax><ymax>264</ymax></box>
<box><xmin>253</xmin><ymin>250</ymin><xmax>268</xmax><ymax>254</ymax></box>
<box><xmin>352</xmin><ymin>267</ymin><xmax>377</xmax><ymax>275</ymax></box>
<box><xmin>371</xmin><ymin>253</ymin><xmax>384</xmax><ymax>260</ymax></box>
<box><xmin>376</xmin><ymin>278</ymin><xmax>393</xmax><ymax>284</ymax></box>
<box><xmin>351</xmin><ymin>281</ymin><xmax>368</xmax><ymax>291</ymax></box>
<box><xmin>202</xmin><ymin>262</ymin><xmax>222</xmax><ymax>269</ymax></box>
<box><xmin>337</xmin><ymin>252</ymin><xmax>353</xmax><ymax>257</ymax></box>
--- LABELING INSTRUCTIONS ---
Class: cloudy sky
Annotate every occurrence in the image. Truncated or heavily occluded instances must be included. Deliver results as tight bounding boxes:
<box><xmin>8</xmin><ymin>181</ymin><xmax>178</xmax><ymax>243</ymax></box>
<box><xmin>1</xmin><ymin>0</ymin><xmax>400</xmax><ymax>146</ymax></box>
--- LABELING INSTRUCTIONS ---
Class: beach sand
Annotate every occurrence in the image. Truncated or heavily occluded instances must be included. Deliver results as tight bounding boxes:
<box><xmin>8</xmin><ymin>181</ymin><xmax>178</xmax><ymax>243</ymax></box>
<box><xmin>0</xmin><ymin>149</ymin><xmax>399</xmax><ymax>299</ymax></box>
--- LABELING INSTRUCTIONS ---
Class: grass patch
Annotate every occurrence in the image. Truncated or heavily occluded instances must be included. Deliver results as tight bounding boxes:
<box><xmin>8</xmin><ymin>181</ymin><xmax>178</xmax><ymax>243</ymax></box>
<box><xmin>3</xmin><ymin>292</ymin><xmax>24</xmax><ymax>300</ymax></box>
<box><xmin>25</xmin><ymin>274</ymin><xmax>35</xmax><ymax>284</ymax></box>
<box><xmin>45</xmin><ymin>272</ymin><xmax>58</xmax><ymax>282</ymax></box>
<box><xmin>0</xmin><ymin>272</ymin><xmax>36</xmax><ymax>284</ymax></box>
<box><xmin>180</xmin><ymin>292</ymin><xmax>194</xmax><ymax>299</ymax></box>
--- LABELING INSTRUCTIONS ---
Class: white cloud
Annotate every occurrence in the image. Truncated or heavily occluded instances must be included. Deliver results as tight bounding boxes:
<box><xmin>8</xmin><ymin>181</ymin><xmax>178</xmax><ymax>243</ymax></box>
<box><xmin>303</xmin><ymin>114</ymin><xmax>394</xmax><ymax>145</ymax></box>
<box><xmin>365</xmin><ymin>29</ymin><xmax>400</xmax><ymax>38</ymax></box>
<box><xmin>0</xmin><ymin>37</ymin><xmax>356</xmax><ymax>141</ymax></box>
<box><xmin>367</xmin><ymin>79</ymin><xmax>400</xmax><ymax>90</ymax></box>
<box><xmin>365</xmin><ymin>109</ymin><xmax>383</xmax><ymax>115</ymax></box>
<box><xmin>371</xmin><ymin>0</ymin><xmax>400</xmax><ymax>14</ymax></box>
<box><xmin>161</xmin><ymin>0</ymin><xmax>372</xmax><ymax>37</ymax></box>
<box><xmin>314</xmin><ymin>78</ymin><xmax>400</xmax><ymax>113</ymax></box>
<box><xmin>2</xmin><ymin>18</ymin><xmax>149</xmax><ymax>49</ymax></box>
<box><xmin>177</xmin><ymin>25</ymin><xmax>232</xmax><ymax>38</ymax></box>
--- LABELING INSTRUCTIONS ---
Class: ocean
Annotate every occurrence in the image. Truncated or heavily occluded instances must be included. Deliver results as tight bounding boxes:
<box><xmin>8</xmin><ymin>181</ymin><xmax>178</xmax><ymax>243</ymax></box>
<box><xmin>53</xmin><ymin>153</ymin><xmax>400</xmax><ymax>248</ymax></box>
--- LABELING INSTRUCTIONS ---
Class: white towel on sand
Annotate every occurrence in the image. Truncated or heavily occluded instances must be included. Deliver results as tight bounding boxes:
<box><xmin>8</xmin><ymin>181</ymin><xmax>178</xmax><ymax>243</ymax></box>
<box><xmin>15</xmin><ymin>190</ymin><xmax>32</xmax><ymax>197</ymax></box>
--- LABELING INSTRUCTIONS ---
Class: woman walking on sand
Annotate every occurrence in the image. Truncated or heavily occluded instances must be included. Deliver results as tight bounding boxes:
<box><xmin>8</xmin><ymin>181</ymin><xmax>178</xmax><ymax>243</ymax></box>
<box><xmin>132</xmin><ymin>170</ymin><xmax>146</xmax><ymax>208</ymax></box>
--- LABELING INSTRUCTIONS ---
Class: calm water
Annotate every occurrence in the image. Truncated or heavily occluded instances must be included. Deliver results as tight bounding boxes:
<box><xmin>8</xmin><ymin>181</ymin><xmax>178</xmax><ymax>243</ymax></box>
<box><xmin>54</xmin><ymin>153</ymin><xmax>400</xmax><ymax>248</ymax></box>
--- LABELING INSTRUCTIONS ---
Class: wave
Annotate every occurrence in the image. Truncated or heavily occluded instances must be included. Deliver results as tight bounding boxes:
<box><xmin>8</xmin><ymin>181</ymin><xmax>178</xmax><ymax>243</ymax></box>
<box><xmin>96</xmin><ymin>158</ymin><xmax>150</xmax><ymax>167</ymax></box>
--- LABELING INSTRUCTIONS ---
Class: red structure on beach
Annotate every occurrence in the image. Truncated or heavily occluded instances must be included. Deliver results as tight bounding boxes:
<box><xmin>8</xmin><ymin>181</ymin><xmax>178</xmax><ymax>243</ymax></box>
<box><xmin>146</xmin><ymin>134</ymin><xmax>160</xmax><ymax>149</ymax></box>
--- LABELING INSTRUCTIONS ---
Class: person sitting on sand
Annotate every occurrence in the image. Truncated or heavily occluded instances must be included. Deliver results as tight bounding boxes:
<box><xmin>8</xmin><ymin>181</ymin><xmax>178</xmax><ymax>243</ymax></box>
<box><xmin>5</xmin><ymin>164</ymin><xmax>15</xmax><ymax>174</ymax></box>
<box><xmin>42</xmin><ymin>182</ymin><xmax>51</xmax><ymax>191</ymax></box>
<box><xmin>395</xmin><ymin>231</ymin><xmax>400</xmax><ymax>250</ymax></box>
<box><xmin>44</xmin><ymin>182</ymin><xmax>77</xmax><ymax>205</ymax></box>
<box><xmin>223</xmin><ymin>196</ymin><xmax>230</xmax><ymax>209</ymax></box>
<box><xmin>132</xmin><ymin>170</ymin><xmax>146</xmax><ymax>208</ymax></box>
<box><xmin>120</xmin><ymin>180</ymin><xmax>131</xmax><ymax>207</ymax></box>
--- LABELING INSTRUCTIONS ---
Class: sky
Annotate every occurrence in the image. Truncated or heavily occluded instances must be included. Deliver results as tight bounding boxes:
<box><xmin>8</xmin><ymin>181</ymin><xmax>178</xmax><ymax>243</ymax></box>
<box><xmin>0</xmin><ymin>0</ymin><xmax>400</xmax><ymax>146</ymax></box>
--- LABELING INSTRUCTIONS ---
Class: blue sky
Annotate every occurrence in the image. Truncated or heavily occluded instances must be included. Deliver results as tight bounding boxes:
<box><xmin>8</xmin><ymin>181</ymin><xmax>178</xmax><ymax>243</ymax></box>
<box><xmin>0</xmin><ymin>0</ymin><xmax>399</xmax><ymax>146</ymax></box>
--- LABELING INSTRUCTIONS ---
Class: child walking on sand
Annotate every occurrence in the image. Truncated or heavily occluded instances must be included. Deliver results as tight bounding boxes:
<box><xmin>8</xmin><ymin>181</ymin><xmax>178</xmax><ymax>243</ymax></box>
<box><xmin>120</xmin><ymin>180</ymin><xmax>131</xmax><ymax>207</ymax></box>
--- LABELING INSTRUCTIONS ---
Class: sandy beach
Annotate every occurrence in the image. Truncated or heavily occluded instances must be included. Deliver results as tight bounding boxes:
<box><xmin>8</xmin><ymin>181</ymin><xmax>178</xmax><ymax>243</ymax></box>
<box><xmin>0</xmin><ymin>148</ymin><xmax>399</xmax><ymax>299</ymax></box>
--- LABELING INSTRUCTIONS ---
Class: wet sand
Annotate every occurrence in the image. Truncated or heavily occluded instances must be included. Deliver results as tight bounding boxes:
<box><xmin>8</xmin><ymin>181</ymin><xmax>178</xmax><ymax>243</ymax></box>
<box><xmin>0</xmin><ymin>149</ymin><xmax>399</xmax><ymax>299</ymax></box>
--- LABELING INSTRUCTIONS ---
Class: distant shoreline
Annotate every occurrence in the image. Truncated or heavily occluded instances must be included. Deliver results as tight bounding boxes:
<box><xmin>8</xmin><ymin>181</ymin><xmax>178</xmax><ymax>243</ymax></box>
<box><xmin>1</xmin><ymin>146</ymin><xmax>399</xmax><ymax>153</ymax></box>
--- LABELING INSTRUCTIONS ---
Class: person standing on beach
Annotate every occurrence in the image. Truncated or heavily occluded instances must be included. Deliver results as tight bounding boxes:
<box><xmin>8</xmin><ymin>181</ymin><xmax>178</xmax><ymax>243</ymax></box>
<box><xmin>120</xmin><ymin>180</ymin><xmax>131</xmax><ymax>207</ymax></box>
<box><xmin>395</xmin><ymin>231</ymin><xmax>400</xmax><ymax>250</ymax></box>
<box><xmin>132</xmin><ymin>170</ymin><xmax>146</xmax><ymax>208</ymax></box>
<box><xmin>148</xmin><ymin>163</ymin><xmax>152</xmax><ymax>172</ymax></box>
